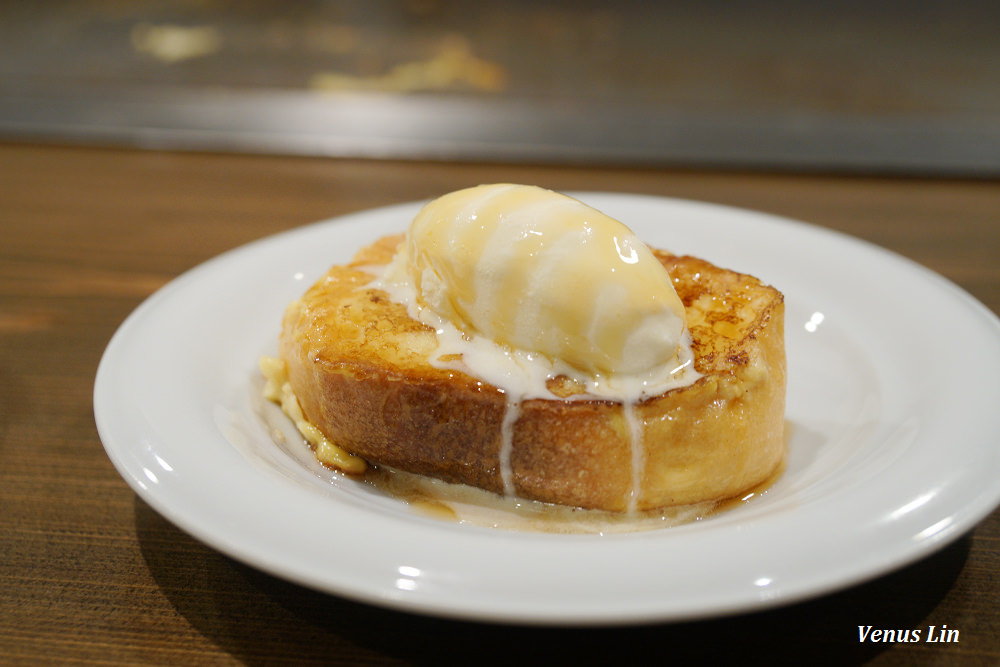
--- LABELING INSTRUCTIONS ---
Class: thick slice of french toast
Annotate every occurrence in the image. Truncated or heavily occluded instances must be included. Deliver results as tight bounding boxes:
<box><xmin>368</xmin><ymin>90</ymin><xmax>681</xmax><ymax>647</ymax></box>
<box><xmin>279</xmin><ymin>234</ymin><xmax>785</xmax><ymax>512</ymax></box>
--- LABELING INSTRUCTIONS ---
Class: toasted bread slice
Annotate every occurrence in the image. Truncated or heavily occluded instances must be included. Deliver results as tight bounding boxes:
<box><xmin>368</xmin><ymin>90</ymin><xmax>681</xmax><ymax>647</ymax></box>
<box><xmin>279</xmin><ymin>234</ymin><xmax>785</xmax><ymax>512</ymax></box>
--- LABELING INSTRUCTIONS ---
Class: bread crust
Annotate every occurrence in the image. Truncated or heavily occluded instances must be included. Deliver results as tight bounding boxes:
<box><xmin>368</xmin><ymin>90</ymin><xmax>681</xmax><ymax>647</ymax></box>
<box><xmin>280</xmin><ymin>234</ymin><xmax>785</xmax><ymax>511</ymax></box>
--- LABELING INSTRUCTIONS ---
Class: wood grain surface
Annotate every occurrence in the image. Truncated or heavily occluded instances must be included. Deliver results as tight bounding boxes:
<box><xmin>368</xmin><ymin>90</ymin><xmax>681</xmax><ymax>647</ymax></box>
<box><xmin>1</xmin><ymin>143</ymin><xmax>997</xmax><ymax>665</ymax></box>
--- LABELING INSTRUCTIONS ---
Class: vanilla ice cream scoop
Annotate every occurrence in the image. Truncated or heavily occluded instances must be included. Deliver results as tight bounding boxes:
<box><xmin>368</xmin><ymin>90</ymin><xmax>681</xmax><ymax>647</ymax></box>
<box><xmin>386</xmin><ymin>184</ymin><xmax>687</xmax><ymax>377</ymax></box>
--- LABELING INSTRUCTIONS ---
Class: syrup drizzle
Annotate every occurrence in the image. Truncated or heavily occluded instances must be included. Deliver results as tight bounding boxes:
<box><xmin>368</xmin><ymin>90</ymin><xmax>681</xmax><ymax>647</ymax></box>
<box><xmin>498</xmin><ymin>391</ymin><xmax>521</xmax><ymax>497</ymax></box>
<box><xmin>622</xmin><ymin>399</ymin><xmax>645</xmax><ymax>513</ymax></box>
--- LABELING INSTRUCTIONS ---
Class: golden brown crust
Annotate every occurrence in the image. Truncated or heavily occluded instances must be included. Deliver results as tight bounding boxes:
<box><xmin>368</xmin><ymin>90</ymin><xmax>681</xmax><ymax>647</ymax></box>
<box><xmin>280</xmin><ymin>236</ymin><xmax>786</xmax><ymax>511</ymax></box>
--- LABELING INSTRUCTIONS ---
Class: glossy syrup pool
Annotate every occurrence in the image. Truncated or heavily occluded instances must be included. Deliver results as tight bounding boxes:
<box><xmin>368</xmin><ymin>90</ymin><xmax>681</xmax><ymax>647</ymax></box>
<box><xmin>358</xmin><ymin>454</ymin><xmax>786</xmax><ymax>535</ymax></box>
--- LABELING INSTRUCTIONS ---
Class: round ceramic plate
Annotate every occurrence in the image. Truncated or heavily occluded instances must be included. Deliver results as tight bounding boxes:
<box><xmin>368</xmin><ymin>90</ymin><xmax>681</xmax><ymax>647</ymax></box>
<box><xmin>95</xmin><ymin>193</ymin><xmax>1000</xmax><ymax>625</ymax></box>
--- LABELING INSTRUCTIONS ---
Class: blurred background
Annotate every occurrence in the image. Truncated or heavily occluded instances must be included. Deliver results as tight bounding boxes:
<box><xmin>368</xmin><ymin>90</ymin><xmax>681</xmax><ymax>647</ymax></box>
<box><xmin>1</xmin><ymin>0</ymin><xmax>998</xmax><ymax>176</ymax></box>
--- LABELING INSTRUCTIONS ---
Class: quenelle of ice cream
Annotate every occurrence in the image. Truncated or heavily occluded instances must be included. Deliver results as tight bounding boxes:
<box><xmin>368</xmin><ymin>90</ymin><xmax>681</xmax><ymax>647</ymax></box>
<box><xmin>378</xmin><ymin>183</ymin><xmax>695</xmax><ymax>399</ymax></box>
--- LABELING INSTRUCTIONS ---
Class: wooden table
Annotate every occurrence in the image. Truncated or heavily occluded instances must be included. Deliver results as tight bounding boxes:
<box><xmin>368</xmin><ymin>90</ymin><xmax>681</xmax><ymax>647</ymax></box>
<box><xmin>2</xmin><ymin>143</ymin><xmax>998</xmax><ymax>665</ymax></box>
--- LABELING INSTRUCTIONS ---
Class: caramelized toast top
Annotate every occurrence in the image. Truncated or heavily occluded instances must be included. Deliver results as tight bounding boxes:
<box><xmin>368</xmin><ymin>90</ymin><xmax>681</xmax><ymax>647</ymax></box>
<box><xmin>287</xmin><ymin>233</ymin><xmax>782</xmax><ymax>399</ymax></box>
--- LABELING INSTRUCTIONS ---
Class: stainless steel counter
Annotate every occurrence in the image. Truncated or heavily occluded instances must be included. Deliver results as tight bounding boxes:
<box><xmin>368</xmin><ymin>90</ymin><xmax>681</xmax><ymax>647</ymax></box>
<box><xmin>2</xmin><ymin>0</ymin><xmax>998</xmax><ymax>174</ymax></box>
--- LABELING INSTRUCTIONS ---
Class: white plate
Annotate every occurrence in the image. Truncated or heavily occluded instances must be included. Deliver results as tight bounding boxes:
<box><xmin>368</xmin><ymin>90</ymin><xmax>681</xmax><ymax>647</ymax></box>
<box><xmin>95</xmin><ymin>193</ymin><xmax>1000</xmax><ymax>625</ymax></box>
